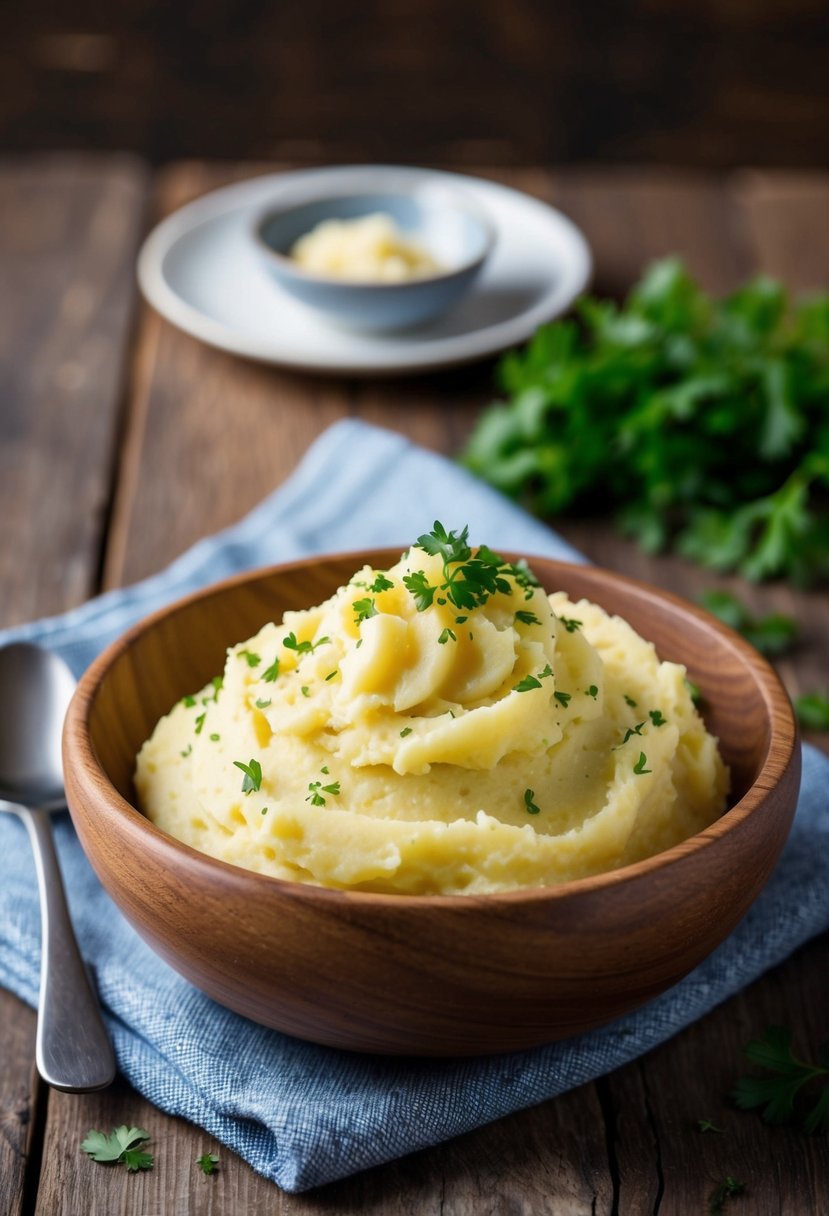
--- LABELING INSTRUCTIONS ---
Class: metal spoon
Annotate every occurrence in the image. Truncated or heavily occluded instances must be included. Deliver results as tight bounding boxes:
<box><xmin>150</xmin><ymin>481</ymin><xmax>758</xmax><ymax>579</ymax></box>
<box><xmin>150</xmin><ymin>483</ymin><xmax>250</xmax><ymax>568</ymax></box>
<box><xmin>0</xmin><ymin>642</ymin><xmax>115</xmax><ymax>1091</ymax></box>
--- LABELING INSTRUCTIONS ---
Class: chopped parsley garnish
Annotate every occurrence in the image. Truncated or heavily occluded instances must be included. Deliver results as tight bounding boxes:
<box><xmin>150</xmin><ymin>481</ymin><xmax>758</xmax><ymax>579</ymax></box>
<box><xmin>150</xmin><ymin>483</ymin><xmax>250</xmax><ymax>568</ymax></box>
<box><xmin>261</xmin><ymin>807</ymin><xmax>268</xmax><ymax>816</ymax></box>
<box><xmin>586</xmin><ymin>684</ymin><xmax>599</xmax><ymax>699</ymax></box>
<box><xmin>233</xmin><ymin>758</ymin><xmax>262</xmax><ymax>795</ymax></box>
<box><xmin>624</xmin><ymin>694</ymin><xmax>638</xmax><ymax>708</ymax></box>
<box><xmin>254</xmin><ymin>697</ymin><xmax>271</xmax><ymax>709</ymax></box>
<box><xmin>300</xmin><ymin>686</ymin><xmax>310</xmax><ymax>697</ymax></box>
<box><xmin>622</xmin><ymin>722</ymin><xmax>646</xmax><ymax>744</ymax></box>
<box><xmin>649</xmin><ymin>709</ymin><xmax>667</xmax><ymax>727</ymax></box>
<box><xmin>180</xmin><ymin>744</ymin><xmax>192</xmax><ymax>758</ymax></box>
<box><xmin>455</xmin><ymin>614</ymin><xmax>468</xmax><ymax>624</ymax></box>
<box><xmin>523</xmin><ymin>788</ymin><xmax>541</xmax><ymax>815</ymax></box>
<box><xmin>284</xmin><ymin>632</ymin><xmax>330</xmax><ymax>655</ymax></box>
<box><xmin>262</xmin><ymin>657</ymin><xmax>280</xmax><ymax>682</ymax></box>
<box><xmin>209</xmin><ymin>733</ymin><xmax>220</xmax><ymax>742</ymax></box>
<box><xmin>559</xmin><ymin>616</ymin><xmax>582</xmax><ymax>633</ymax></box>
<box><xmin>697</xmin><ymin>1119</ymin><xmax>723</xmax><ymax>1134</ymax></box>
<box><xmin>404</xmin><ymin>522</ymin><xmax>542</xmax><ymax>613</ymax></box>
<box><xmin>554</xmin><ymin>690</ymin><xmax>572</xmax><ymax>708</ymax></box>
<box><xmin>400</xmin><ymin>726</ymin><xmax>413</xmax><ymax>737</ymax></box>
<box><xmin>306</xmin><ymin>780</ymin><xmax>341</xmax><ymax>807</ymax></box>
<box><xmin>352</xmin><ymin>598</ymin><xmax>377</xmax><ymax>625</ymax></box>
<box><xmin>369</xmin><ymin>573</ymin><xmax>394</xmax><ymax>593</ymax></box>
<box><xmin>194</xmin><ymin>712</ymin><xmax>206</xmax><ymax>735</ymax></box>
<box><xmin>633</xmin><ymin>752</ymin><xmax>652</xmax><ymax>774</ymax></box>
<box><xmin>515</xmin><ymin>610</ymin><xmax>541</xmax><ymax>626</ymax></box>
<box><xmin>196</xmin><ymin>1152</ymin><xmax>220</xmax><ymax>1176</ymax></box>
<box><xmin>403</xmin><ymin>569</ymin><xmax>435</xmax><ymax>611</ymax></box>
<box><xmin>438</xmin><ymin>627</ymin><xmax>457</xmax><ymax>644</ymax></box>
<box><xmin>182</xmin><ymin>694</ymin><xmax>197</xmax><ymax>708</ymax></box>
<box><xmin>210</xmin><ymin>676</ymin><xmax>223</xmax><ymax>698</ymax></box>
<box><xmin>514</xmin><ymin>674</ymin><xmax>542</xmax><ymax>692</ymax></box>
<box><xmin>238</xmin><ymin>649</ymin><xmax>261</xmax><ymax>667</ymax></box>
<box><xmin>539</xmin><ymin>663</ymin><xmax>553</xmax><ymax>679</ymax></box>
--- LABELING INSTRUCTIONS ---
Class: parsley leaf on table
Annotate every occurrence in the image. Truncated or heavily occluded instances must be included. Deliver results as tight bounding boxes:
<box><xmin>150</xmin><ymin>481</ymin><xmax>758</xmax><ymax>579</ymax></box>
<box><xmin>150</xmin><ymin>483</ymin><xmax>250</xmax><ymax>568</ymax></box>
<box><xmin>196</xmin><ymin>1152</ymin><xmax>220</xmax><ymax>1175</ymax></box>
<box><xmin>462</xmin><ymin>259</ymin><xmax>829</xmax><ymax>584</ymax></box>
<box><xmin>731</xmin><ymin>1025</ymin><xmax>829</xmax><ymax>1132</ymax></box>
<box><xmin>82</xmin><ymin>1126</ymin><xmax>154</xmax><ymax>1172</ymax></box>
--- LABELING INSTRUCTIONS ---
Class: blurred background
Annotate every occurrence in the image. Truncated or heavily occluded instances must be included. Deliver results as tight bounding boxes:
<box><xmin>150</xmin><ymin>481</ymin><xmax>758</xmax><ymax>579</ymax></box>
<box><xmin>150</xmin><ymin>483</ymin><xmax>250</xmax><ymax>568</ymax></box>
<box><xmin>3</xmin><ymin>0</ymin><xmax>828</xmax><ymax>167</ymax></box>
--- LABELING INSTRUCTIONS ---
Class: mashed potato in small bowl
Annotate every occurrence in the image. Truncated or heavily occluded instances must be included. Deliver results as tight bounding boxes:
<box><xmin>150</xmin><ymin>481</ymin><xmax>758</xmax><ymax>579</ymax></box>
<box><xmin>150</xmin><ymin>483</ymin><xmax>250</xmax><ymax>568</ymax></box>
<box><xmin>63</xmin><ymin>530</ymin><xmax>799</xmax><ymax>1054</ymax></box>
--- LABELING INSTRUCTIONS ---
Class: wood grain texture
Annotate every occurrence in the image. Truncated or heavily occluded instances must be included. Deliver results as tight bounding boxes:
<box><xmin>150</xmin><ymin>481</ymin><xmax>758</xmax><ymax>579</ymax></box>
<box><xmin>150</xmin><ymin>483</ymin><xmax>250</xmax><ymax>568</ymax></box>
<box><xmin>64</xmin><ymin>554</ymin><xmax>799</xmax><ymax>1054</ymax></box>
<box><xmin>0</xmin><ymin>154</ymin><xmax>148</xmax><ymax>625</ymax></box>
<box><xmin>6</xmin><ymin>162</ymin><xmax>829</xmax><ymax>1210</ymax></box>
<box><xmin>0</xmin><ymin>156</ymin><xmax>149</xmax><ymax>1216</ymax></box>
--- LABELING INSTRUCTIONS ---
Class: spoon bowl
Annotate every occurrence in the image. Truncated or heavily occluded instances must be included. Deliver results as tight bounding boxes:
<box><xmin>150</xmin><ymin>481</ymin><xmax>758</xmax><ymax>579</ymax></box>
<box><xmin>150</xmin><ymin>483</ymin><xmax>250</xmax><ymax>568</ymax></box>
<box><xmin>0</xmin><ymin>643</ymin><xmax>115</xmax><ymax>1092</ymax></box>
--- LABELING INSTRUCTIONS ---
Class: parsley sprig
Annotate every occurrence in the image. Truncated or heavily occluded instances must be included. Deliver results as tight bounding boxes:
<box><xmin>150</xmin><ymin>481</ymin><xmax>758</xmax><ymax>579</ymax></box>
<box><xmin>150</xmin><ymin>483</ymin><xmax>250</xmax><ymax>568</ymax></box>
<box><xmin>732</xmin><ymin>1025</ymin><xmax>829</xmax><ymax>1132</ymax></box>
<box><xmin>82</xmin><ymin>1126</ymin><xmax>154</xmax><ymax>1172</ymax></box>
<box><xmin>463</xmin><ymin>259</ymin><xmax>829</xmax><ymax>584</ymax></box>
<box><xmin>233</xmin><ymin>758</ymin><xmax>262</xmax><ymax>795</ymax></box>
<box><xmin>403</xmin><ymin>522</ymin><xmax>540</xmax><ymax>613</ymax></box>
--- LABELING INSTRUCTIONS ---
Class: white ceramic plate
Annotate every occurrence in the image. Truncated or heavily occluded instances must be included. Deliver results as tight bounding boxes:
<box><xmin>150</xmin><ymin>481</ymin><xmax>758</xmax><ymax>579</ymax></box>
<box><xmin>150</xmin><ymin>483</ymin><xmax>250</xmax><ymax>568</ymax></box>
<box><xmin>137</xmin><ymin>166</ymin><xmax>592</xmax><ymax>376</ymax></box>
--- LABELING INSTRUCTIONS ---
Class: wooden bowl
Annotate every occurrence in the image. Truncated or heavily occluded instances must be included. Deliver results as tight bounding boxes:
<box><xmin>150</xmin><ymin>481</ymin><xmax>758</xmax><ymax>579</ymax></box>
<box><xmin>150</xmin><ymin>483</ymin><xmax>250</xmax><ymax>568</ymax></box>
<box><xmin>63</xmin><ymin>554</ymin><xmax>800</xmax><ymax>1056</ymax></box>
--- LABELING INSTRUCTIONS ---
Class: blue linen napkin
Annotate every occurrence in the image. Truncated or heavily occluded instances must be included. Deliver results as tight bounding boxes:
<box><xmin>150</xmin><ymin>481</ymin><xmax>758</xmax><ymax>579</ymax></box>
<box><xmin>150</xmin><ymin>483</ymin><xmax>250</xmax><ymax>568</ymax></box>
<box><xmin>1</xmin><ymin>418</ymin><xmax>827</xmax><ymax>1193</ymax></box>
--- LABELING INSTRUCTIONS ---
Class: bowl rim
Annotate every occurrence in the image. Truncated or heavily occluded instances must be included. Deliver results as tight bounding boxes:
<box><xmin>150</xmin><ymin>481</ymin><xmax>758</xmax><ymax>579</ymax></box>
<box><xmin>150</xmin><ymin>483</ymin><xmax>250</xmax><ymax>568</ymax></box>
<box><xmin>64</xmin><ymin>551</ymin><xmax>800</xmax><ymax>910</ymax></box>
<box><xmin>250</xmin><ymin>188</ymin><xmax>497</xmax><ymax>291</ymax></box>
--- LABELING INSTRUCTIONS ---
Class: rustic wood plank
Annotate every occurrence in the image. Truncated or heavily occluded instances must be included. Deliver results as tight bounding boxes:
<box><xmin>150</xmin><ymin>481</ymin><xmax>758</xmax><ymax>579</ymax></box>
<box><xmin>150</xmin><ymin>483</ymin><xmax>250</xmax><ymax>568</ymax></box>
<box><xmin>0</xmin><ymin>154</ymin><xmax>149</xmax><ymax>1216</ymax></box>
<box><xmin>0</xmin><ymin>991</ymin><xmax>40</xmax><ymax>1216</ymax></box>
<box><xmin>0</xmin><ymin>154</ymin><xmax>148</xmax><ymax>625</ymax></box>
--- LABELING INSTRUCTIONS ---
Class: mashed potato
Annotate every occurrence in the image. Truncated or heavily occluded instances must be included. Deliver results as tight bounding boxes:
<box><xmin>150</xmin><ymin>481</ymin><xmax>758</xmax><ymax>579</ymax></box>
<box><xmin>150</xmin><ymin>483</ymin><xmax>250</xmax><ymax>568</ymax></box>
<box><xmin>290</xmin><ymin>213</ymin><xmax>442</xmax><ymax>282</ymax></box>
<box><xmin>135</xmin><ymin>528</ymin><xmax>728</xmax><ymax>895</ymax></box>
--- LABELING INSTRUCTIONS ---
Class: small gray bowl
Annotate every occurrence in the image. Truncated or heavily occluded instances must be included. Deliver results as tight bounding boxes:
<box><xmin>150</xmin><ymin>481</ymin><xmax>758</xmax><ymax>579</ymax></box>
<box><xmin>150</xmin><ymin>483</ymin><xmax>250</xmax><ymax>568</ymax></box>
<box><xmin>252</xmin><ymin>186</ymin><xmax>496</xmax><ymax>333</ymax></box>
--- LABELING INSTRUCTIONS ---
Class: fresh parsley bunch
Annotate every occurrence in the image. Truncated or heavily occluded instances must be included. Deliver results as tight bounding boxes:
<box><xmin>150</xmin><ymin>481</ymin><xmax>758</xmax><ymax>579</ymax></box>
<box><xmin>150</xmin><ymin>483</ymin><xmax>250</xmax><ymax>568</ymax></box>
<box><xmin>462</xmin><ymin>259</ymin><xmax>829</xmax><ymax>583</ymax></box>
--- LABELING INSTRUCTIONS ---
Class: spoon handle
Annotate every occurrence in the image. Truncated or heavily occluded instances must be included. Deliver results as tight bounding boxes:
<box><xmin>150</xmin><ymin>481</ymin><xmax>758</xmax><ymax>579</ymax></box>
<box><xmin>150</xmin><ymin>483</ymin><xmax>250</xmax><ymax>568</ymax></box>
<box><xmin>23</xmin><ymin>807</ymin><xmax>116</xmax><ymax>1091</ymax></box>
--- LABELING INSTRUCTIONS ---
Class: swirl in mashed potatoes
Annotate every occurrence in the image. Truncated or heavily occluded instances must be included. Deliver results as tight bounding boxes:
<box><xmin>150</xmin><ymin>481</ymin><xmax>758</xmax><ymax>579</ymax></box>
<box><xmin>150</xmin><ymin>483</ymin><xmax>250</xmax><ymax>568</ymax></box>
<box><xmin>135</xmin><ymin>527</ymin><xmax>728</xmax><ymax>895</ymax></box>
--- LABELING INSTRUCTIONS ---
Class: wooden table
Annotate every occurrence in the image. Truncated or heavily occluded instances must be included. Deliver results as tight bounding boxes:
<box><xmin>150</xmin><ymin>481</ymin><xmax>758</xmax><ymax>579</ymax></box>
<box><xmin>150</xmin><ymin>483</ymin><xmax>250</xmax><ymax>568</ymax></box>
<box><xmin>2</xmin><ymin>157</ymin><xmax>828</xmax><ymax>1215</ymax></box>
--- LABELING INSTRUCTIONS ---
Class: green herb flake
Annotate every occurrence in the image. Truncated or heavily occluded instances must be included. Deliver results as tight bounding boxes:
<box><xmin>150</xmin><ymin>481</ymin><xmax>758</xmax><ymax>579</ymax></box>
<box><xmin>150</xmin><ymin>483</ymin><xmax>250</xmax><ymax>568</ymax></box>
<box><xmin>586</xmin><ymin>684</ymin><xmax>599</xmax><ymax>699</ymax></box>
<box><xmin>254</xmin><ymin>697</ymin><xmax>272</xmax><ymax>709</ymax></box>
<box><xmin>514</xmin><ymin>674</ymin><xmax>542</xmax><ymax>693</ymax></box>
<box><xmin>624</xmin><ymin>694</ymin><xmax>638</xmax><ymax>708</ymax></box>
<box><xmin>515</xmin><ymin>610</ymin><xmax>542</xmax><ymax>626</ymax></box>
<box><xmin>649</xmin><ymin>709</ymin><xmax>667</xmax><ymax>727</ymax></box>
<box><xmin>352</xmin><ymin>597</ymin><xmax>378</xmax><ymax>626</ymax></box>
<box><xmin>408</xmin><ymin>522</ymin><xmax>543</xmax><ymax>614</ymax></box>
<box><xmin>438</xmin><ymin>627</ymin><xmax>457</xmax><ymax>645</ymax></box>
<box><xmin>233</xmin><ymin>758</ymin><xmax>262</xmax><ymax>795</ymax></box>
<box><xmin>633</xmin><ymin>752</ymin><xmax>652</xmax><ymax>775</ymax></box>
<box><xmin>194</xmin><ymin>712</ymin><xmax>206</xmax><ymax>735</ymax></box>
<box><xmin>300</xmin><ymin>685</ymin><xmax>310</xmax><ymax>697</ymax></box>
<box><xmin>263</xmin><ymin>657</ymin><xmax>280</xmax><ymax>682</ymax></box>
<box><xmin>325</xmin><ymin>670</ymin><xmax>338</xmax><ymax>682</ymax></box>
<box><xmin>238</xmin><ymin>649</ymin><xmax>261</xmax><ymax>668</ymax></box>
<box><xmin>306</xmin><ymin>779</ymin><xmax>340</xmax><ymax>807</ymax></box>
<box><xmin>554</xmin><ymin>690</ymin><xmax>572</xmax><ymax>708</ymax></box>
<box><xmin>622</xmin><ymin>722</ymin><xmax>646</xmax><ymax>744</ymax></box>
<box><xmin>209</xmin><ymin>732</ymin><xmax>220</xmax><ymax>742</ymax></box>
<box><xmin>182</xmin><ymin>694</ymin><xmax>197</xmax><ymax>708</ymax></box>
<box><xmin>180</xmin><ymin>744</ymin><xmax>192</xmax><ymax>758</ymax></box>
<box><xmin>523</xmin><ymin>788</ymin><xmax>541</xmax><ymax>815</ymax></box>
<box><xmin>559</xmin><ymin>616</ymin><xmax>582</xmax><ymax>633</ymax></box>
<box><xmin>369</xmin><ymin>573</ymin><xmax>394</xmax><ymax>593</ymax></box>
<box><xmin>196</xmin><ymin>1152</ymin><xmax>220</xmax><ymax>1176</ymax></box>
<box><xmin>400</xmin><ymin>726</ymin><xmax>413</xmax><ymax>737</ymax></box>
<box><xmin>697</xmin><ymin>1118</ymin><xmax>723</xmax><ymax>1133</ymax></box>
